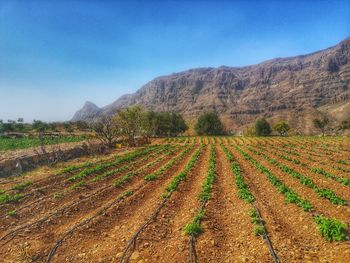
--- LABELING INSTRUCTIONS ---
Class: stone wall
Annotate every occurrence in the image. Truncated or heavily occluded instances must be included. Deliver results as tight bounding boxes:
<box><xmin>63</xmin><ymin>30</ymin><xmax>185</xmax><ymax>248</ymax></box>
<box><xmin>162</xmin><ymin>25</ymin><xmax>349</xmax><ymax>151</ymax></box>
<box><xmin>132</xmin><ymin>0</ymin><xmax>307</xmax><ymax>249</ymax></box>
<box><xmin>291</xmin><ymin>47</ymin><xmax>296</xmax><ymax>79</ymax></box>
<box><xmin>0</xmin><ymin>141</ymin><xmax>102</xmax><ymax>178</ymax></box>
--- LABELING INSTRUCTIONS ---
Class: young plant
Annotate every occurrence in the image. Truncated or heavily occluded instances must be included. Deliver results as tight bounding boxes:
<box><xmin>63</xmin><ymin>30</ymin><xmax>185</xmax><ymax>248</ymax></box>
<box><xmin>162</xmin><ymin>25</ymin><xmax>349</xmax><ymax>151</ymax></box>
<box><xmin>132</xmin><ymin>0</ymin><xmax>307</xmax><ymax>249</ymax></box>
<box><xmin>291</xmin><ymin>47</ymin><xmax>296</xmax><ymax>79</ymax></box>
<box><xmin>12</xmin><ymin>180</ymin><xmax>33</xmax><ymax>191</ymax></box>
<box><xmin>313</xmin><ymin>215</ymin><xmax>348</xmax><ymax>241</ymax></box>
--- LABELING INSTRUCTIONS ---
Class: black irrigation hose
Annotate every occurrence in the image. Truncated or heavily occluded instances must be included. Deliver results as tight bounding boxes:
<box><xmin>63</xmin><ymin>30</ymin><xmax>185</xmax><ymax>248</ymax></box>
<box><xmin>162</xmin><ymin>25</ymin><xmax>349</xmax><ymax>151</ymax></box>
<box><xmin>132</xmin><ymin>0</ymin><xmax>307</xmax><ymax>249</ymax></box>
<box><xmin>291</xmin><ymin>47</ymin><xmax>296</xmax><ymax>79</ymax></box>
<box><xmin>45</xmin><ymin>191</ymin><xmax>133</xmax><ymax>262</ymax></box>
<box><xmin>188</xmin><ymin>202</ymin><xmax>205</xmax><ymax>263</ymax></box>
<box><xmin>120</xmin><ymin>199</ymin><xmax>167</xmax><ymax>263</ymax></box>
<box><xmin>1</xmin><ymin>147</ymin><xmax>178</xmax><ymax>243</ymax></box>
<box><xmin>189</xmin><ymin>235</ymin><xmax>198</xmax><ymax>263</ymax></box>
<box><xmin>252</xmin><ymin>203</ymin><xmax>280</xmax><ymax>263</ymax></box>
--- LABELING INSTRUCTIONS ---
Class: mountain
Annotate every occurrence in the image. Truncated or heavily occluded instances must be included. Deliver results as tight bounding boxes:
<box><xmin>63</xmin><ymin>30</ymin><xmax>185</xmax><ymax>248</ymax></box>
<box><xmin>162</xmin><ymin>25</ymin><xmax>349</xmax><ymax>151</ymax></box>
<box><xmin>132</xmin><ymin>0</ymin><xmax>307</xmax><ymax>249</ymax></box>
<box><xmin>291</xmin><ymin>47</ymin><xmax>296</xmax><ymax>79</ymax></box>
<box><xmin>72</xmin><ymin>101</ymin><xmax>101</xmax><ymax>121</ymax></box>
<box><xmin>72</xmin><ymin>37</ymin><xmax>350</xmax><ymax>134</ymax></box>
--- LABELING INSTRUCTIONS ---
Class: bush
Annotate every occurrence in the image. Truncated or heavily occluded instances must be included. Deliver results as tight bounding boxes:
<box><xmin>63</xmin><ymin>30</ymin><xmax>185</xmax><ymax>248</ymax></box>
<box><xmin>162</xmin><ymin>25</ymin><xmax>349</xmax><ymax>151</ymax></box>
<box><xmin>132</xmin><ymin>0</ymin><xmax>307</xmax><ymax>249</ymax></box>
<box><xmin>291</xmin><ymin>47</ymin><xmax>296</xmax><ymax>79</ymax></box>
<box><xmin>255</xmin><ymin>118</ymin><xmax>272</xmax><ymax>136</ymax></box>
<box><xmin>195</xmin><ymin>112</ymin><xmax>224</xmax><ymax>135</ymax></box>
<box><xmin>273</xmin><ymin>121</ymin><xmax>290</xmax><ymax>136</ymax></box>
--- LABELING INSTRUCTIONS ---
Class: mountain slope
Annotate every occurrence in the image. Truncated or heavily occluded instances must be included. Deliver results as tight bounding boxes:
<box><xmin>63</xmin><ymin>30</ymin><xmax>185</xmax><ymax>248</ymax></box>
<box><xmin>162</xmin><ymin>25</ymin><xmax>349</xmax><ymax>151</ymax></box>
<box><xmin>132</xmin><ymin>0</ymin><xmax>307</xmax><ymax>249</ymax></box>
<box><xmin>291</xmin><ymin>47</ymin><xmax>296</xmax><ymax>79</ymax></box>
<box><xmin>73</xmin><ymin>37</ymin><xmax>350</xmax><ymax>134</ymax></box>
<box><xmin>72</xmin><ymin>101</ymin><xmax>101</xmax><ymax>121</ymax></box>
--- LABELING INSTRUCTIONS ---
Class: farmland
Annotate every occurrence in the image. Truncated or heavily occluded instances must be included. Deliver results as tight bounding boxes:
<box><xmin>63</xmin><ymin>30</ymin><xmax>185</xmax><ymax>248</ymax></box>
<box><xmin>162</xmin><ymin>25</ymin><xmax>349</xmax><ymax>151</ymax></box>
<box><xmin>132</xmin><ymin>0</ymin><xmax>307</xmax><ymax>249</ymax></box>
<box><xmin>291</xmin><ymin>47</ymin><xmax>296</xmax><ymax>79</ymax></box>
<box><xmin>0</xmin><ymin>136</ymin><xmax>87</xmax><ymax>151</ymax></box>
<box><xmin>0</xmin><ymin>136</ymin><xmax>349</xmax><ymax>262</ymax></box>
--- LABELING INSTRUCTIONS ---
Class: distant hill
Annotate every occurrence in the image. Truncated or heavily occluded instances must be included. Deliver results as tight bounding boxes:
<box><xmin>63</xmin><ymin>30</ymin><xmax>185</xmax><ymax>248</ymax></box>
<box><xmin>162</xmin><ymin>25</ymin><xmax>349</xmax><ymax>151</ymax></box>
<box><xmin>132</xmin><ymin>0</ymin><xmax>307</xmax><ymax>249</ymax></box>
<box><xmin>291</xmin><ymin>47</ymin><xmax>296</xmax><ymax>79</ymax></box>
<box><xmin>72</xmin><ymin>37</ymin><xmax>350</xmax><ymax>134</ymax></box>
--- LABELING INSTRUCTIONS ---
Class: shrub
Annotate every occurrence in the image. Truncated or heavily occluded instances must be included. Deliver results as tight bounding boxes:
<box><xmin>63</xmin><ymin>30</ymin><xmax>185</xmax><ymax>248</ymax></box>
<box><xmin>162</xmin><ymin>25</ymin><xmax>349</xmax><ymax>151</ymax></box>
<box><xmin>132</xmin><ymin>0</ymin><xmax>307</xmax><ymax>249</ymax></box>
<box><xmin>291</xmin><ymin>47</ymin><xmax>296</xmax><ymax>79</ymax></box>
<box><xmin>255</xmin><ymin>118</ymin><xmax>272</xmax><ymax>136</ymax></box>
<box><xmin>195</xmin><ymin>112</ymin><xmax>224</xmax><ymax>135</ymax></box>
<box><xmin>273</xmin><ymin>121</ymin><xmax>290</xmax><ymax>136</ymax></box>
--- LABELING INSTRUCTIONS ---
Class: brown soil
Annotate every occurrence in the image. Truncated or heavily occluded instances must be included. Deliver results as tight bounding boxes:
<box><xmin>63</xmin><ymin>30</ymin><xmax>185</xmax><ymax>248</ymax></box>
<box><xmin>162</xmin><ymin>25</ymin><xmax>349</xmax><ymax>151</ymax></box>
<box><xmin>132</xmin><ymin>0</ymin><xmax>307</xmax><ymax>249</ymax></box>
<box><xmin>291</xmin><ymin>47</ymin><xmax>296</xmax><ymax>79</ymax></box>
<box><xmin>0</xmin><ymin>137</ymin><xmax>349</xmax><ymax>263</ymax></box>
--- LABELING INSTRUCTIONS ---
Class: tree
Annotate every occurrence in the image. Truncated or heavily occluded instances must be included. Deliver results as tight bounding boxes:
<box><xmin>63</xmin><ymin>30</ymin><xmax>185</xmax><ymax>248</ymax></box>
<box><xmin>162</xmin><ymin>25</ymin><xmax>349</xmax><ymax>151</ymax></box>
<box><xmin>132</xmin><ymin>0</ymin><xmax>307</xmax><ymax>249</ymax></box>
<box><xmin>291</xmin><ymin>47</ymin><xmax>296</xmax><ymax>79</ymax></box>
<box><xmin>255</xmin><ymin>118</ymin><xmax>272</xmax><ymax>136</ymax></box>
<box><xmin>63</xmin><ymin>122</ymin><xmax>74</xmax><ymax>133</ymax></box>
<box><xmin>116</xmin><ymin>106</ymin><xmax>145</xmax><ymax>146</ymax></box>
<box><xmin>3</xmin><ymin>122</ymin><xmax>15</xmax><ymax>133</ymax></box>
<box><xmin>195</xmin><ymin>112</ymin><xmax>224</xmax><ymax>135</ymax></box>
<box><xmin>0</xmin><ymin>120</ymin><xmax>3</xmax><ymax>137</ymax></box>
<box><xmin>91</xmin><ymin>115</ymin><xmax>120</xmax><ymax>147</ymax></box>
<box><xmin>313</xmin><ymin>117</ymin><xmax>329</xmax><ymax>136</ymax></box>
<box><xmin>33</xmin><ymin>120</ymin><xmax>49</xmax><ymax>133</ymax></box>
<box><xmin>142</xmin><ymin>111</ymin><xmax>187</xmax><ymax>138</ymax></box>
<box><xmin>273</xmin><ymin>121</ymin><xmax>290</xmax><ymax>136</ymax></box>
<box><xmin>75</xmin><ymin>121</ymin><xmax>89</xmax><ymax>131</ymax></box>
<box><xmin>339</xmin><ymin>118</ymin><xmax>350</xmax><ymax>131</ymax></box>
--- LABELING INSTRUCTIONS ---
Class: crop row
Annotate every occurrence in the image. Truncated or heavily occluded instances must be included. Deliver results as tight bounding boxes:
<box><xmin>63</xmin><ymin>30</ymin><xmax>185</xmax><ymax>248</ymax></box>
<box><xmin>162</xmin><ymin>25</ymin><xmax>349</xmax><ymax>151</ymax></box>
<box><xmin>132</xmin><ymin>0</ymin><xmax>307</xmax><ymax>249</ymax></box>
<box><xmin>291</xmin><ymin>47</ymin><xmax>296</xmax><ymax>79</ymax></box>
<box><xmin>91</xmin><ymin>145</ymin><xmax>175</xmax><ymax>182</ymax></box>
<box><xmin>235</xmin><ymin>146</ymin><xmax>348</xmax><ymax>241</ymax></box>
<box><xmin>248</xmin><ymin>146</ymin><xmax>347</xmax><ymax>205</ymax></box>
<box><xmin>112</xmin><ymin>145</ymin><xmax>184</xmax><ymax>188</ymax></box>
<box><xmin>67</xmin><ymin>145</ymin><xmax>163</xmax><ymax>182</ymax></box>
<box><xmin>119</xmin><ymin>144</ymin><xmax>204</xmax><ymax>261</ymax></box>
<box><xmin>144</xmin><ymin>145</ymin><xmax>195</xmax><ymax>181</ymax></box>
<box><xmin>70</xmin><ymin>145</ymin><xmax>180</xmax><ymax>189</ymax></box>
<box><xmin>278</xmin><ymin>143</ymin><xmax>350</xmax><ymax>173</ymax></box>
<box><xmin>184</xmin><ymin>144</ymin><xmax>216</xmax><ymax>237</ymax></box>
<box><xmin>162</xmin><ymin>144</ymin><xmax>204</xmax><ymax>199</ymax></box>
<box><xmin>261</xmin><ymin>144</ymin><xmax>350</xmax><ymax>187</ymax></box>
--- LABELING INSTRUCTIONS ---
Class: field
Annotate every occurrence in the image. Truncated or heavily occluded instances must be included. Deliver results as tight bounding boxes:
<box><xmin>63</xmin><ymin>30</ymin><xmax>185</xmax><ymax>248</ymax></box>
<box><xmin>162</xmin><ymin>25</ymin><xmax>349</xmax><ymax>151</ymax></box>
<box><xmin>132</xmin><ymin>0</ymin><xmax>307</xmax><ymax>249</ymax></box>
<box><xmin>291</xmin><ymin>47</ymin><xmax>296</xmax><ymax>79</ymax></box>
<box><xmin>0</xmin><ymin>136</ymin><xmax>87</xmax><ymax>151</ymax></box>
<box><xmin>0</xmin><ymin>136</ymin><xmax>349</xmax><ymax>262</ymax></box>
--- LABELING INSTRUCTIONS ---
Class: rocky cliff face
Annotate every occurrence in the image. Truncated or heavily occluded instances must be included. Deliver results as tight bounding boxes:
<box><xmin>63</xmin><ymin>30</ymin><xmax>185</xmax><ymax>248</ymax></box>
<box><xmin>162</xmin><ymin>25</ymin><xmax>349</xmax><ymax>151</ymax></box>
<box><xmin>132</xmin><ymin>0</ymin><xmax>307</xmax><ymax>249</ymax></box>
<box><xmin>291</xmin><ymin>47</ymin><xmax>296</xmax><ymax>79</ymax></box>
<box><xmin>73</xmin><ymin>37</ymin><xmax>350</xmax><ymax>134</ymax></box>
<box><xmin>72</xmin><ymin>101</ymin><xmax>101</xmax><ymax>121</ymax></box>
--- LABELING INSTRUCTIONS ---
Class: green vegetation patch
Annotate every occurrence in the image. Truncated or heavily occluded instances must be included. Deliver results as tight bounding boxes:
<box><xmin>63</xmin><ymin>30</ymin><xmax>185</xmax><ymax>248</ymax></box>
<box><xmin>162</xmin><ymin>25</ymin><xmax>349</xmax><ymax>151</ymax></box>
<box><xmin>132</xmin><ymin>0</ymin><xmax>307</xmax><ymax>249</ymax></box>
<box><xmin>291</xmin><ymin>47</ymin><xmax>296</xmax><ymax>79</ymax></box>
<box><xmin>12</xmin><ymin>180</ymin><xmax>33</xmax><ymax>191</ymax></box>
<box><xmin>313</xmin><ymin>215</ymin><xmax>348</xmax><ymax>241</ymax></box>
<box><xmin>0</xmin><ymin>136</ymin><xmax>86</xmax><ymax>151</ymax></box>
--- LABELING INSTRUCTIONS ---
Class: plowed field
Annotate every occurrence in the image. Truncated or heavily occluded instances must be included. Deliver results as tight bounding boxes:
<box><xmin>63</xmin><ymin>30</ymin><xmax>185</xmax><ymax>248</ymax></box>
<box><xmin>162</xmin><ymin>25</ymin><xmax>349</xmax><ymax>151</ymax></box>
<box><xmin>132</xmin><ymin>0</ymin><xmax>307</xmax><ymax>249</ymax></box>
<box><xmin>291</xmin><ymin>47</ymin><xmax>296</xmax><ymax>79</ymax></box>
<box><xmin>0</xmin><ymin>137</ymin><xmax>349</xmax><ymax>262</ymax></box>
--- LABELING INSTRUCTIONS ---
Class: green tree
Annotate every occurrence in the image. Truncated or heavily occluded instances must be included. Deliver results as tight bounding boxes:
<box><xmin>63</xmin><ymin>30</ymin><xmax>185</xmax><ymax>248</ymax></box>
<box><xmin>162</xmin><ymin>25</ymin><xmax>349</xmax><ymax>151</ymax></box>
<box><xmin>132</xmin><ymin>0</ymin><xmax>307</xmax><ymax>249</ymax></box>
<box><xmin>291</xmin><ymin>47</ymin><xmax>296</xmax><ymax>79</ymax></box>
<box><xmin>116</xmin><ymin>106</ymin><xmax>145</xmax><ymax>146</ymax></box>
<box><xmin>273</xmin><ymin>121</ymin><xmax>290</xmax><ymax>136</ymax></box>
<box><xmin>339</xmin><ymin>118</ymin><xmax>350</xmax><ymax>131</ymax></box>
<box><xmin>91</xmin><ymin>115</ymin><xmax>120</xmax><ymax>147</ymax></box>
<box><xmin>313</xmin><ymin>117</ymin><xmax>329</xmax><ymax>136</ymax></box>
<box><xmin>63</xmin><ymin>122</ymin><xmax>74</xmax><ymax>133</ymax></box>
<box><xmin>75</xmin><ymin>121</ymin><xmax>89</xmax><ymax>131</ymax></box>
<box><xmin>195</xmin><ymin>112</ymin><xmax>224</xmax><ymax>135</ymax></box>
<box><xmin>255</xmin><ymin>118</ymin><xmax>272</xmax><ymax>136</ymax></box>
<box><xmin>33</xmin><ymin>120</ymin><xmax>49</xmax><ymax>133</ymax></box>
<box><xmin>0</xmin><ymin>120</ymin><xmax>3</xmax><ymax>137</ymax></box>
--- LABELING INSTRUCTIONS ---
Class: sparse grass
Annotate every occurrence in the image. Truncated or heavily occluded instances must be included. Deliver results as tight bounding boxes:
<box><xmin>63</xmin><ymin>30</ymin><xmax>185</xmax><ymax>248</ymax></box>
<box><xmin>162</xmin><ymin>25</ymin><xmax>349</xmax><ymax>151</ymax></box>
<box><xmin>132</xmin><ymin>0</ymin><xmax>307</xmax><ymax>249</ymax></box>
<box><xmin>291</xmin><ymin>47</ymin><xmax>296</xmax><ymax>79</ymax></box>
<box><xmin>0</xmin><ymin>136</ymin><xmax>86</xmax><ymax>151</ymax></box>
<box><xmin>7</xmin><ymin>210</ymin><xmax>17</xmax><ymax>217</ymax></box>
<box><xmin>53</xmin><ymin>192</ymin><xmax>64</xmax><ymax>199</ymax></box>
<box><xmin>0</xmin><ymin>193</ymin><xmax>23</xmax><ymax>204</ymax></box>
<box><xmin>70</xmin><ymin>180</ymin><xmax>86</xmax><ymax>189</ymax></box>
<box><xmin>12</xmin><ymin>181</ymin><xmax>33</xmax><ymax>191</ymax></box>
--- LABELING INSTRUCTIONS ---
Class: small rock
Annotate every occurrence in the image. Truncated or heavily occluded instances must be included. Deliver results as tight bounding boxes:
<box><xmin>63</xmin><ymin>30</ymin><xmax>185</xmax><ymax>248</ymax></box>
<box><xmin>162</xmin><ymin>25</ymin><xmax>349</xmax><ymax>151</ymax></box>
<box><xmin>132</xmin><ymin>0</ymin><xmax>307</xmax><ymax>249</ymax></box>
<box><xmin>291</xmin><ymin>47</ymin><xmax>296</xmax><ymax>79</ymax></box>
<box><xmin>130</xmin><ymin>251</ymin><xmax>140</xmax><ymax>261</ymax></box>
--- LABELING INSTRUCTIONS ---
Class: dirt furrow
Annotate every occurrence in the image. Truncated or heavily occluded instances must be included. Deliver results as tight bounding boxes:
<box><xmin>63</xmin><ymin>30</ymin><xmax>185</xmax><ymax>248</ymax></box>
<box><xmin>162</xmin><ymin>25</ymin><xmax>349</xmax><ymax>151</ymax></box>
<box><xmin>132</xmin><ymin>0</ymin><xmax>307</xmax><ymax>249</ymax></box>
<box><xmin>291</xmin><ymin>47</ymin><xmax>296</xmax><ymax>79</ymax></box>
<box><xmin>230</xmin><ymin>145</ymin><xmax>350</xmax><ymax>262</ymax></box>
<box><xmin>0</xmin><ymin>146</ymin><xmax>163</xmax><ymax>216</ymax></box>
<box><xmin>258</xmin><ymin>145</ymin><xmax>350</xmax><ymax>202</ymax></box>
<box><xmin>127</xmin><ymin>145</ymin><xmax>210</xmax><ymax>262</ymax></box>
<box><xmin>0</xmin><ymin>146</ymin><xmax>186</xmax><ymax>261</ymax></box>
<box><xmin>42</xmin><ymin>145</ymin><xmax>201</xmax><ymax>262</ymax></box>
<box><xmin>0</xmin><ymin>146</ymin><xmax>174</xmax><ymax>229</ymax></box>
<box><xmin>244</xmin><ymin>146</ymin><xmax>350</xmax><ymax>223</ymax></box>
<box><xmin>195</xmin><ymin>145</ymin><xmax>270</xmax><ymax>262</ymax></box>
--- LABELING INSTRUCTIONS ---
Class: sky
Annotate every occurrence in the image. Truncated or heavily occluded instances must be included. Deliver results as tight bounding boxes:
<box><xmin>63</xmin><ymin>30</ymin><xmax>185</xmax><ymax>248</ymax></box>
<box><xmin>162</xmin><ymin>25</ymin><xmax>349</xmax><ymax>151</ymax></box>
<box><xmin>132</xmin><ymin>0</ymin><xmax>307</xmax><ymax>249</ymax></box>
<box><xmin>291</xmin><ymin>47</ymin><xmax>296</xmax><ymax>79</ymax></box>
<box><xmin>0</xmin><ymin>0</ymin><xmax>349</xmax><ymax>122</ymax></box>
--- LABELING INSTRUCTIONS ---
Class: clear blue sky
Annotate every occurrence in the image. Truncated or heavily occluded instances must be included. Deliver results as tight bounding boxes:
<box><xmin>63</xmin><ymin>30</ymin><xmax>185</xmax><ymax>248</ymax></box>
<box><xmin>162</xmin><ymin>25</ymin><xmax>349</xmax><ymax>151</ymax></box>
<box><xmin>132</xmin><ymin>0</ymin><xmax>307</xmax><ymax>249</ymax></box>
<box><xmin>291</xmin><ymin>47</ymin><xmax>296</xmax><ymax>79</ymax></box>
<box><xmin>1</xmin><ymin>0</ymin><xmax>349</xmax><ymax>122</ymax></box>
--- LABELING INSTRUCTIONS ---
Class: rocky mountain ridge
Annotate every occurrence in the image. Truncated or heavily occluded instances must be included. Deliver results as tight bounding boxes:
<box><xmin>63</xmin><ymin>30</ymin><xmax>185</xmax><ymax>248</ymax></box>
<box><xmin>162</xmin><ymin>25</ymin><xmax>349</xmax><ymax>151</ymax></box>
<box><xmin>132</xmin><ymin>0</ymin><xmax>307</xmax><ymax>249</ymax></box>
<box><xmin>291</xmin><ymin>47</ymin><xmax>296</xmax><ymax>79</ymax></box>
<box><xmin>72</xmin><ymin>37</ymin><xmax>350</xmax><ymax>134</ymax></box>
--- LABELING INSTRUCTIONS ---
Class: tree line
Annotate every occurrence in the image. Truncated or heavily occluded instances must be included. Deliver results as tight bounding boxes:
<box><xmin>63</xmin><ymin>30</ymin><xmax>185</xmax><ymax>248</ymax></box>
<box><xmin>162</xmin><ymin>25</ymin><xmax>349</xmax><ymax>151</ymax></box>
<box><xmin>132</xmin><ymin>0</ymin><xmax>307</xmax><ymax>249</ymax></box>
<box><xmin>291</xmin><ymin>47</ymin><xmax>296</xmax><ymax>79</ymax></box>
<box><xmin>2</xmin><ymin>107</ymin><xmax>348</xmax><ymax>147</ymax></box>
